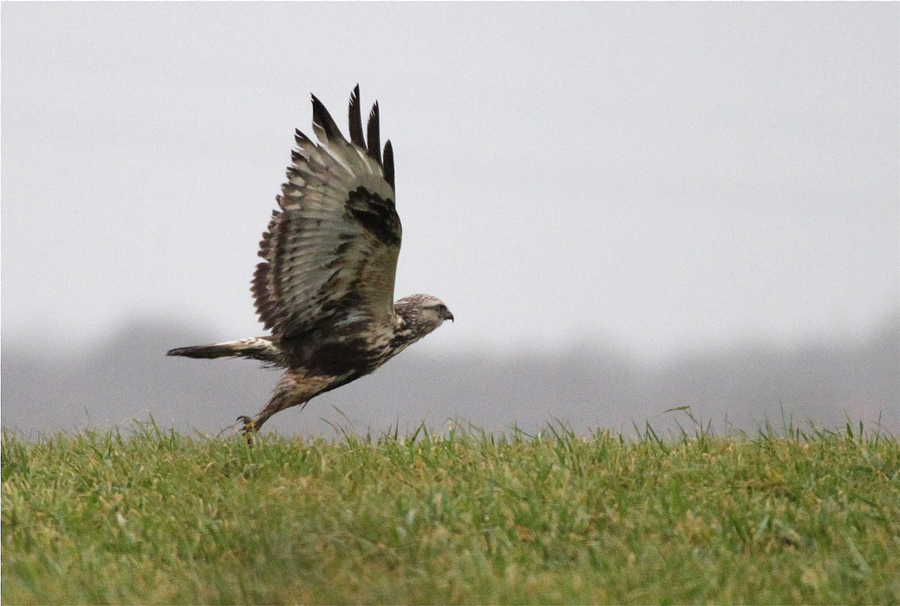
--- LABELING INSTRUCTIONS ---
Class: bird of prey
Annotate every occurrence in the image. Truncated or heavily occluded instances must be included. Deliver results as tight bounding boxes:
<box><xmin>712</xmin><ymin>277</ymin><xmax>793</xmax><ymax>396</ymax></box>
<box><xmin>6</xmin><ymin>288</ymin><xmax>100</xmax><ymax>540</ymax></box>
<box><xmin>167</xmin><ymin>86</ymin><xmax>453</xmax><ymax>435</ymax></box>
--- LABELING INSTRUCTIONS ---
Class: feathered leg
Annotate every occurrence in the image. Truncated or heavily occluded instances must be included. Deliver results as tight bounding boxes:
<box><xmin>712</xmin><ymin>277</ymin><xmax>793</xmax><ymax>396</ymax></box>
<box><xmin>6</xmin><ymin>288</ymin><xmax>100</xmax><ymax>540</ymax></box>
<box><xmin>238</xmin><ymin>370</ymin><xmax>335</xmax><ymax>441</ymax></box>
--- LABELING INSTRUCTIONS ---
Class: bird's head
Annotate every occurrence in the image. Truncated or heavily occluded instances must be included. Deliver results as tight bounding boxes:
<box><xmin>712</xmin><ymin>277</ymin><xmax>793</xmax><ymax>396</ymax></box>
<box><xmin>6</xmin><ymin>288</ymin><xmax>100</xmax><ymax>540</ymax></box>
<box><xmin>394</xmin><ymin>294</ymin><xmax>454</xmax><ymax>341</ymax></box>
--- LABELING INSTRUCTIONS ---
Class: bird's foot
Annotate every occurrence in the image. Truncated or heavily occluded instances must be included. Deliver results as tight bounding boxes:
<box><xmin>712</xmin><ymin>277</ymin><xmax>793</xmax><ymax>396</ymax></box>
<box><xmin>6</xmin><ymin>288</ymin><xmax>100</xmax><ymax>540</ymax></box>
<box><xmin>237</xmin><ymin>415</ymin><xmax>259</xmax><ymax>445</ymax></box>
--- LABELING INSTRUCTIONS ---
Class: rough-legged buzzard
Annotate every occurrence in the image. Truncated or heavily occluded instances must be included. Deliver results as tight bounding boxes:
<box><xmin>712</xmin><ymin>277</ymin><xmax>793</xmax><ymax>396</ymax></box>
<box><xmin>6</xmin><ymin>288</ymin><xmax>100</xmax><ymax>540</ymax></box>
<box><xmin>168</xmin><ymin>86</ymin><xmax>453</xmax><ymax>434</ymax></box>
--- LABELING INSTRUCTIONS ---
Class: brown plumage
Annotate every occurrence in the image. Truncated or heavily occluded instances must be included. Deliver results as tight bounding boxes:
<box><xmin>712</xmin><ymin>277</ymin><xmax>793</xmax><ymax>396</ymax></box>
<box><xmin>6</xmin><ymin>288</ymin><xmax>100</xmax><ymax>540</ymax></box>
<box><xmin>167</xmin><ymin>86</ymin><xmax>453</xmax><ymax>435</ymax></box>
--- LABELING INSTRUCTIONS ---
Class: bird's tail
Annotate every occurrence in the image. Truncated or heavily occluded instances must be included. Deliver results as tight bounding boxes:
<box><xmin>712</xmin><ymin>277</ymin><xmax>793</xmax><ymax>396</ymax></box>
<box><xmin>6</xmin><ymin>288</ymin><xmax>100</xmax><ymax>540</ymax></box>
<box><xmin>167</xmin><ymin>337</ymin><xmax>283</xmax><ymax>364</ymax></box>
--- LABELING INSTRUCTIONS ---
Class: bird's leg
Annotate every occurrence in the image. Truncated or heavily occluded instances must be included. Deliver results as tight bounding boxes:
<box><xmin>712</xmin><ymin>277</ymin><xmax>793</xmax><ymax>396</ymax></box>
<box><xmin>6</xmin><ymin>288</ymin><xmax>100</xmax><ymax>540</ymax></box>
<box><xmin>237</xmin><ymin>413</ymin><xmax>273</xmax><ymax>445</ymax></box>
<box><xmin>236</xmin><ymin>371</ymin><xmax>318</xmax><ymax>444</ymax></box>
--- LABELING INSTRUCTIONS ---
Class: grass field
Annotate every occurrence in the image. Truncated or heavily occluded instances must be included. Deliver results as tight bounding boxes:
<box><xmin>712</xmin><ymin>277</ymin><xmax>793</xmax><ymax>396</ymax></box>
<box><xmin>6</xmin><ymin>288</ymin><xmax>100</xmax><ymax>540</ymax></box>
<box><xmin>2</xmin><ymin>419</ymin><xmax>898</xmax><ymax>604</ymax></box>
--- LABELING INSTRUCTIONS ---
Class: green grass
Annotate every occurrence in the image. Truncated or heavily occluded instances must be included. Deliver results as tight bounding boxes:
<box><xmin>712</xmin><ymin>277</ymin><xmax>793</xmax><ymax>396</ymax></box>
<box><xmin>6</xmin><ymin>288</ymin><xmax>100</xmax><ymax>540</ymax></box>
<box><xmin>2</xmin><ymin>419</ymin><xmax>898</xmax><ymax>604</ymax></box>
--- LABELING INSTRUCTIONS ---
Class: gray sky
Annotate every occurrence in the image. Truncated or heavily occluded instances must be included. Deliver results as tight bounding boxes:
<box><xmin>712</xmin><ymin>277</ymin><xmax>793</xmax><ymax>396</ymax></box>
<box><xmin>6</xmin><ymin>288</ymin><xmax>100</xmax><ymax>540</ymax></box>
<box><xmin>3</xmin><ymin>2</ymin><xmax>898</xmax><ymax>361</ymax></box>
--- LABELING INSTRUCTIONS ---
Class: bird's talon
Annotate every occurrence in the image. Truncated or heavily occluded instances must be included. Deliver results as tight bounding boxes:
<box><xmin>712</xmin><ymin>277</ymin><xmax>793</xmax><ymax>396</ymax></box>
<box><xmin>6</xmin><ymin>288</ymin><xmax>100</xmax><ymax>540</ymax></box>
<box><xmin>237</xmin><ymin>415</ymin><xmax>258</xmax><ymax>433</ymax></box>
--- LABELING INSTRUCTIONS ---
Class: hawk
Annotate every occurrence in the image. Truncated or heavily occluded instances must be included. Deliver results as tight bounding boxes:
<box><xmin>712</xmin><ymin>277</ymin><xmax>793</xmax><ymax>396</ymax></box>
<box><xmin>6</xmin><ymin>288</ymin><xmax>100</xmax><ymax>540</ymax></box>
<box><xmin>168</xmin><ymin>86</ymin><xmax>453</xmax><ymax>434</ymax></box>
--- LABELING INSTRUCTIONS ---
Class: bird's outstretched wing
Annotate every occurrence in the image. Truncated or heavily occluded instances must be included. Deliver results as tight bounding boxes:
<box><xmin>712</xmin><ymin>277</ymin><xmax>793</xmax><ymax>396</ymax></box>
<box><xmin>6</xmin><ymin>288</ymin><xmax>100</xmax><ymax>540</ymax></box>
<box><xmin>252</xmin><ymin>86</ymin><xmax>401</xmax><ymax>339</ymax></box>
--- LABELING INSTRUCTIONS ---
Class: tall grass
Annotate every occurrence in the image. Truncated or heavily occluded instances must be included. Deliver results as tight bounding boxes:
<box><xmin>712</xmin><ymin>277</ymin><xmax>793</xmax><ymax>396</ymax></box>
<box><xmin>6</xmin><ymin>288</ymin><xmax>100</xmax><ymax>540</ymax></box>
<box><xmin>3</xmin><ymin>418</ymin><xmax>898</xmax><ymax>604</ymax></box>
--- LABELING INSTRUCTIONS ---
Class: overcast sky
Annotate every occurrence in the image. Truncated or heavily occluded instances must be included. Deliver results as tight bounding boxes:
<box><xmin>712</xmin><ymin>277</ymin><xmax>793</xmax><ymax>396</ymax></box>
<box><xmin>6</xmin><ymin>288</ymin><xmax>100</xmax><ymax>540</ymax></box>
<box><xmin>3</xmin><ymin>2</ymin><xmax>898</xmax><ymax>361</ymax></box>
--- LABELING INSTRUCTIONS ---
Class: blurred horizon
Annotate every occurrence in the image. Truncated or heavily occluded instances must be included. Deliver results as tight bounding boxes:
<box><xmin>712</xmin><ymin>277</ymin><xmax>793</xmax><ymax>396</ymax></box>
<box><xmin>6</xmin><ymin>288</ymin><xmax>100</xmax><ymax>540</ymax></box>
<box><xmin>3</xmin><ymin>313</ymin><xmax>897</xmax><ymax>438</ymax></box>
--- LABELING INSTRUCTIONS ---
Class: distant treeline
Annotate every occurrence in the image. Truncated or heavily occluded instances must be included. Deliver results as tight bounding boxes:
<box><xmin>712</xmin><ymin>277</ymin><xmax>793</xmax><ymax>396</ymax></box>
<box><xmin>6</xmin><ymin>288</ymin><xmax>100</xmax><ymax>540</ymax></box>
<box><xmin>2</xmin><ymin>317</ymin><xmax>898</xmax><ymax>437</ymax></box>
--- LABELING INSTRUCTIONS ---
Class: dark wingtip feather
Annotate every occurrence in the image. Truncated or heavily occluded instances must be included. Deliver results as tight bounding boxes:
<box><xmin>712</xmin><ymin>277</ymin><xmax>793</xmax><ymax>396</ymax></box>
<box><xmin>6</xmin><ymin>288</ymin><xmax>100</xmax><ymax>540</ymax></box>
<box><xmin>348</xmin><ymin>85</ymin><xmax>366</xmax><ymax>148</ymax></box>
<box><xmin>311</xmin><ymin>93</ymin><xmax>343</xmax><ymax>142</ymax></box>
<box><xmin>366</xmin><ymin>102</ymin><xmax>382</xmax><ymax>165</ymax></box>
<box><xmin>294</xmin><ymin>128</ymin><xmax>312</xmax><ymax>146</ymax></box>
<box><xmin>383</xmin><ymin>140</ymin><xmax>395</xmax><ymax>191</ymax></box>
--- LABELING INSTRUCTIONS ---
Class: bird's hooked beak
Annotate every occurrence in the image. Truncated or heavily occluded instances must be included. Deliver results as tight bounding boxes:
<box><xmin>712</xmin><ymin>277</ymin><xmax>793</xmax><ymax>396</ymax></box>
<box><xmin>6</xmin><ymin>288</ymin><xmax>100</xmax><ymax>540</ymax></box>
<box><xmin>443</xmin><ymin>309</ymin><xmax>454</xmax><ymax>323</ymax></box>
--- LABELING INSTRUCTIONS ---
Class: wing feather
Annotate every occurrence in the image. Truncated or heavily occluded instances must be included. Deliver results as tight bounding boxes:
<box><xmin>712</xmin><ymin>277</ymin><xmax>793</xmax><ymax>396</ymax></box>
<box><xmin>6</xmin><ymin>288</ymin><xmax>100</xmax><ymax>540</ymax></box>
<box><xmin>383</xmin><ymin>140</ymin><xmax>395</xmax><ymax>192</ymax></box>
<box><xmin>253</xmin><ymin>88</ymin><xmax>401</xmax><ymax>339</ymax></box>
<box><xmin>366</xmin><ymin>103</ymin><xmax>382</xmax><ymax>165</ymax></box>
<box><xmin>348</xmin><ymin>85</ymin><xmax>366</xmax><ymax>148</ymax></box>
